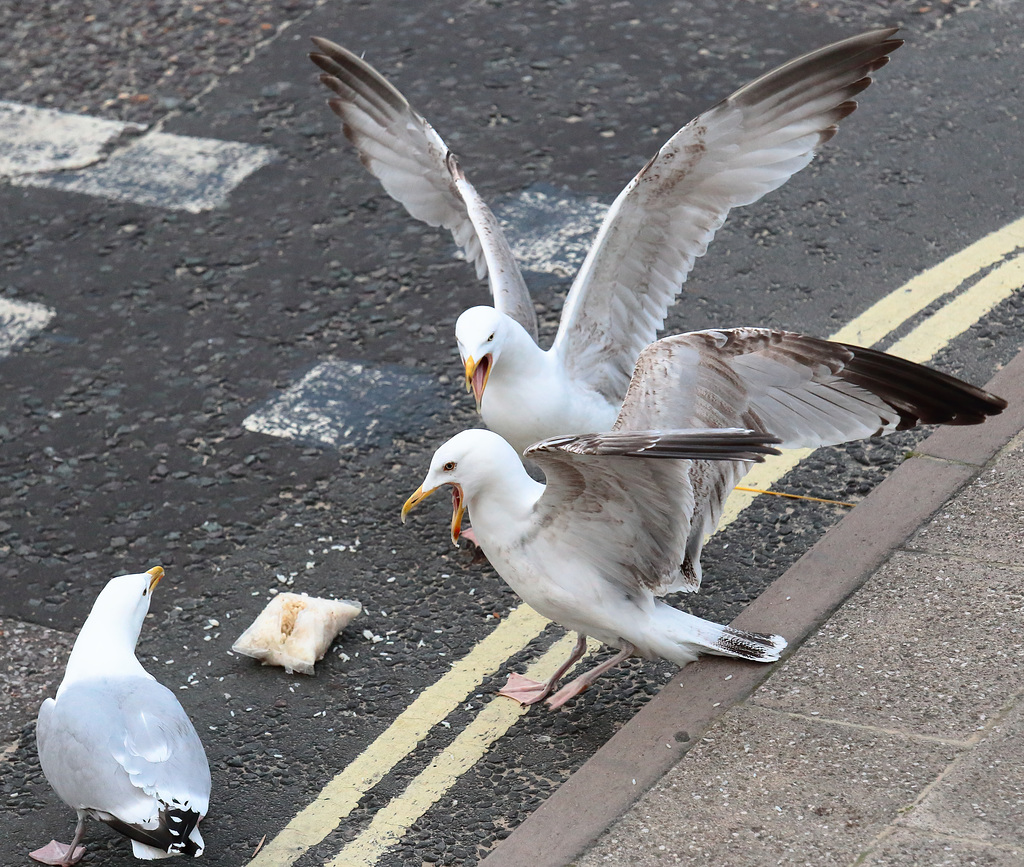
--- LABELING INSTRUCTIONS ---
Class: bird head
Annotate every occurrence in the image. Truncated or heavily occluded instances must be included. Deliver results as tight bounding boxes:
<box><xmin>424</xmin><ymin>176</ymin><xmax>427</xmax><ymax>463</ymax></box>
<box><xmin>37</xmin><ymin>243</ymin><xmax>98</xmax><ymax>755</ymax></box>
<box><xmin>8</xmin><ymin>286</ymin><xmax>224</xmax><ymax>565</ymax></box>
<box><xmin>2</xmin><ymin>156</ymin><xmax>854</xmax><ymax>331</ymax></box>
<box><xmin>455</xmin><ymin>306</ymin><xmax>509</xmax><ymax>410</ymax></box>
<box><xmin>88</xmin><ymin>567</ymin><xmax>165</xmax><ymax>636</ymax></box>
<box><xmin>401</xmin><ymin>429</ymin><xmax>519</xmax><ymax>545</ymax></box>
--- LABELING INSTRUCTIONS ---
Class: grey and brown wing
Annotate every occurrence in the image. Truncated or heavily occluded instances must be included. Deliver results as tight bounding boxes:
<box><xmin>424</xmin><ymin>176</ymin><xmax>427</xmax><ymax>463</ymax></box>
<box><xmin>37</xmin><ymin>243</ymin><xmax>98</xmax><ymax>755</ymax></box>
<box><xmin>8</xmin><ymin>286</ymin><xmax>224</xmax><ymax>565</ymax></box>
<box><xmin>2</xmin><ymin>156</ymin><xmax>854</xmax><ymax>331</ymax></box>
<box><xmin>525</xmin><ymin>428</ymin><xmax>780</xmax><ymax>595</ymax></box>
<box><xmin>310</xmin><ymin>38</ymin><xmax>537</xmax><ymax>340</ymax></box>
<box><xmin>551</xmin><ymin>29</ymin><xmax>902</xmax><ymax>405</ymax></box>
<box><xmin>615</xmin><ymin>327</ymin><xmax>1006</xmax><ymax>587</ymax></box>
<box><xmin>614</xmin><ymin>328</ymin><xmax>1006</xmax><ymax>445</ymax></box>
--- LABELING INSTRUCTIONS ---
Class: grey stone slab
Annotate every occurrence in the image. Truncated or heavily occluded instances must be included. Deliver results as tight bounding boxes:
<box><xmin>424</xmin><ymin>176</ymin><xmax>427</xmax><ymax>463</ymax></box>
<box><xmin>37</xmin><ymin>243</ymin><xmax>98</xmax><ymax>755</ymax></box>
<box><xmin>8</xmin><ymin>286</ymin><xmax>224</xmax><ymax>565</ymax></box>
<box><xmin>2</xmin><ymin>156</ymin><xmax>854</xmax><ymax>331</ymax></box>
<box><xmin>904</xmin><ymin>697</ymin><xmax>1024</xmax><ymax>848</ymax></box>
<box><xmin>861</xmin><ymin>829</ymin><xmax>1023</xmax><ymax>867</ymax></box>
<box><xmin>0</xmin><ymin>617</ymin><xmax>73</xmax><ymax>747</ymax></box>
<box><xmin>754</xmin><ymin>551</ymin><xmax>1024</xmax><ymax>741</ymax></box>
<box><xmin>576</xmin><ymin>704</ymin><xmax>958</xmax><ymax>867</ymax></box>
<box><xmin>911</xmin><ymin>434</ymin><xmax>1024</xmax><ymax>568</ymax></box>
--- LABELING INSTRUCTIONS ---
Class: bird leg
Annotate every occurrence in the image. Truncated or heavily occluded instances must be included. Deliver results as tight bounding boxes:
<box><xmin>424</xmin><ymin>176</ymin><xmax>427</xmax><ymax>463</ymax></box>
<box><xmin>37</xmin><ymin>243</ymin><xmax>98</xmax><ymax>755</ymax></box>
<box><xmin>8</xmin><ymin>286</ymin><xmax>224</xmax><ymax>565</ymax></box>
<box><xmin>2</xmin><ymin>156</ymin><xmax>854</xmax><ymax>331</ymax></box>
<box><xmin>30</xmin><ymin>814</ymin><xmax>87</xmax><ymax>866</ymax></box>
<box><xmin>498</xmin><ymin>633</ymin><xmax>588</xmax><ymax>705</ymax></box>
<box><xmin>545</xmin><ymin>641</ymin><xmax>636</xmax><ymax>710</ymax></box>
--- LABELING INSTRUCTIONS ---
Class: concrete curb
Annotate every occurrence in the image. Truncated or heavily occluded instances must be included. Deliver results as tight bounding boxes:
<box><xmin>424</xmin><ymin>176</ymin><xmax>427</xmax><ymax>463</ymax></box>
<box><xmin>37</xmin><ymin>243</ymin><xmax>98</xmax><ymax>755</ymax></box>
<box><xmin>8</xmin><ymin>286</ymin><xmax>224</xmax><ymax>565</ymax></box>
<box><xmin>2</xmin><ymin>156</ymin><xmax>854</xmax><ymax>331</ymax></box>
<box><xmin>480</xmin><ymin>347</ymin><xmax>1024</xmax><ymax>867</ymax></box>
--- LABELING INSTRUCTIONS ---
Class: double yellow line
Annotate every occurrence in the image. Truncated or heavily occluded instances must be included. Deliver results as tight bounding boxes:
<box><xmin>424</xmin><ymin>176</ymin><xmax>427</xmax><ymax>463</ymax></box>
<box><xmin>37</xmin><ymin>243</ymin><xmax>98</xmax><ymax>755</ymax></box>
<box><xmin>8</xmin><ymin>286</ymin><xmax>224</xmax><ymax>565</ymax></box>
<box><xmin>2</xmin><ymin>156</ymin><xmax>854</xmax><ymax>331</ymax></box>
<box><xmin>251</xmin><ymin>215</ymin><xmax>1024</xmax><ymax>867</ymax></box>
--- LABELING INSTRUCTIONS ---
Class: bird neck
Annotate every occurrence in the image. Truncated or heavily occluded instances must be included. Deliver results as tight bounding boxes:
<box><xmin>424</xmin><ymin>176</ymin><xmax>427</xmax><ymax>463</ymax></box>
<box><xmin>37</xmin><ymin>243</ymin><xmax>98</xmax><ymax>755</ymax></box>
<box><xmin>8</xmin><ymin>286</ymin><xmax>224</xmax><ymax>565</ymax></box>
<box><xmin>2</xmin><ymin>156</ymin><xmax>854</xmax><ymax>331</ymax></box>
<box><xmin>465</xmin><ymin>464</ymin><xmax>544</xmax><ymax>546</ymax></box>
<box><xmin>59</xmin><ymin>617</ymin><xmax>148</xmax><ymax>693</ymax></box>
<box><xmin>493</xmin><ymin>320</ymin><xmax>551</xmax><ymax>383</ymax></box>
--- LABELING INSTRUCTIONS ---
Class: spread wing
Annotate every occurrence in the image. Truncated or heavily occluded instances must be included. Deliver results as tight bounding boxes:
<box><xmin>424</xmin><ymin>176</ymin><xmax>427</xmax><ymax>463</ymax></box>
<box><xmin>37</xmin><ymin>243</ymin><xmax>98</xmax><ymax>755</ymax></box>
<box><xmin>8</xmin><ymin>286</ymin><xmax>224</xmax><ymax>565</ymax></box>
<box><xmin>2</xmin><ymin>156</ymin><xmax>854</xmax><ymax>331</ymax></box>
<box><xmin>524</xmin><ymin>429</ymin><xmax>779</xmax><ymax>595</ymax></box>
<box><xmin>613</xmin><ymin>328</ymin><xmax>1007</xmax><ymax>587</ymax></box>
<box><xmin>551</xmin><ymin>28</ymin><xmax>902</xmax><ymax>404</ymax></box>
<box><xmin>37</xmin><ymin>679</ymin><xmax>210</xmax><ymax>850</ymax></box>
<box><xmin>310</xmin><ymin>38</ymin><xmax>538</xmax><ymax>341</ymax></box>
<box><xmin>613</xmin><ymin>328</ymin><xmax>1007</xmax><ymax>443</ymax></box>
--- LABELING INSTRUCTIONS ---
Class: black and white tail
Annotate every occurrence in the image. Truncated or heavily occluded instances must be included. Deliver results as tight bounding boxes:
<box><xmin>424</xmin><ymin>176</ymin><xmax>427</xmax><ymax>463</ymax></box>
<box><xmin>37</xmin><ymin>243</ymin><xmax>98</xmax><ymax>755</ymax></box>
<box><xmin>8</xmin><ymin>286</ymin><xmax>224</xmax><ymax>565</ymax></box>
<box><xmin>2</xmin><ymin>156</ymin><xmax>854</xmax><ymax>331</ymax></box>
<box><xmin>649</xmin><ymin>602</ymin><xmax>787</xmax><ymax>667</ymax></box>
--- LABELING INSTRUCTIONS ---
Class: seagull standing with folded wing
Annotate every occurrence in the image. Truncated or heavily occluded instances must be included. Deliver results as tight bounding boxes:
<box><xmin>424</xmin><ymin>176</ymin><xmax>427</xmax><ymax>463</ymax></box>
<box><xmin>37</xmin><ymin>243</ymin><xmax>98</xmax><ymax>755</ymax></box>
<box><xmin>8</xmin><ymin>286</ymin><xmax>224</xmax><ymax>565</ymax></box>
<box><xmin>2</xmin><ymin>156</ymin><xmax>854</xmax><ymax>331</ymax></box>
<box><xmin>32</xmin><ymin>567</ymin><xmax>211</xmax><ymax>865</ymax></box>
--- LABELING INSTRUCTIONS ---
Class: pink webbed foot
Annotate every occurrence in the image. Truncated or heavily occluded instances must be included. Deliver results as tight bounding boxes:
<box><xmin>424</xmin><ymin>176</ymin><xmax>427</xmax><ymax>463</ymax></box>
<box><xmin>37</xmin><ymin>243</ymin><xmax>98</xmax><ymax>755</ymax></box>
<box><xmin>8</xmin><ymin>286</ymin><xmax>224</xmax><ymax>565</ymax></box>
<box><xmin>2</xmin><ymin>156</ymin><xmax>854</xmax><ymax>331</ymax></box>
<box><xmin>544</xmin><ymin>679</ymin><xmax>590</xmax><ymax>710</ymax></box>
<box><xmin>29</xmin><ymin>841</ymin><xmax>85</xmax><ymax>866</ymax></box>
<box><xmin>497</xmin><ymin>672</ymin><xmax>553</xmax><ymax>706</ymax></box>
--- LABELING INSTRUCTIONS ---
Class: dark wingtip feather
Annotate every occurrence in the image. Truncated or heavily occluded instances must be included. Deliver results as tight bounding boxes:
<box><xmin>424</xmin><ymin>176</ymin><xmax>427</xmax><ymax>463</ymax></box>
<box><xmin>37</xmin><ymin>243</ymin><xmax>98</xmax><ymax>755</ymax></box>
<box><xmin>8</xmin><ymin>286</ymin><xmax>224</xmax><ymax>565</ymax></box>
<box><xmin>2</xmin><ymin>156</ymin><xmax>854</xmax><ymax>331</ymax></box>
<box><xmin>835</xmin><ymin>342</ymin><xmax>1007</xmax><ymax>428</ymax></box>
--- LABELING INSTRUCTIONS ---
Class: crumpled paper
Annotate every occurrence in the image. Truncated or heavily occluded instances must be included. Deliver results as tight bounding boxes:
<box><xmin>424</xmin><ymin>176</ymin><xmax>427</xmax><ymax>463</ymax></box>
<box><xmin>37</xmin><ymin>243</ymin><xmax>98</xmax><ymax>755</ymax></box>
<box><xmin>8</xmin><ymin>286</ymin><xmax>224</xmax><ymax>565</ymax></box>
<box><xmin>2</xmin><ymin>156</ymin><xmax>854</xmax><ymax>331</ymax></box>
<box><xmin>232</xmin><ymin>593</ymin><xmax>361</xmax><ymax>675</ymax></box>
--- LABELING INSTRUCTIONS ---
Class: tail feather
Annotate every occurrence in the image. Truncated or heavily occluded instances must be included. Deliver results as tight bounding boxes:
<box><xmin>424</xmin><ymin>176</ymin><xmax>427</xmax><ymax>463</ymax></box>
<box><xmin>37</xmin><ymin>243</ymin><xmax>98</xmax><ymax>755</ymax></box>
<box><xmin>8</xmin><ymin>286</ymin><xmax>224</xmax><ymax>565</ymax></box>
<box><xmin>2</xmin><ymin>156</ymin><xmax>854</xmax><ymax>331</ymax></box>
<box><xmin>714</xmin><ymin>625</ymin><xmax>787</xmax><ymax>661</ymax></box>
<box><xmin>648</xmin><ymin>602</ymin><xmax>786</xmax><ymax>666</ymax></box>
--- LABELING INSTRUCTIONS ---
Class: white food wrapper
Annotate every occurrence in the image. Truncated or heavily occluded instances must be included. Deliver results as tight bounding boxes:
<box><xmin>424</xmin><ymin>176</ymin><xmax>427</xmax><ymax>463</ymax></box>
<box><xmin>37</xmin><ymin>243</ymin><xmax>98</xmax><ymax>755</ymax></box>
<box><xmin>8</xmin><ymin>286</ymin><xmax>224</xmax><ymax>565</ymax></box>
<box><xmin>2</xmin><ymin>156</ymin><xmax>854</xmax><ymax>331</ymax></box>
<box><xmin>232</xmin><ymin>592</ymin><xmax>362</xmax><ymax>675</ymax></box>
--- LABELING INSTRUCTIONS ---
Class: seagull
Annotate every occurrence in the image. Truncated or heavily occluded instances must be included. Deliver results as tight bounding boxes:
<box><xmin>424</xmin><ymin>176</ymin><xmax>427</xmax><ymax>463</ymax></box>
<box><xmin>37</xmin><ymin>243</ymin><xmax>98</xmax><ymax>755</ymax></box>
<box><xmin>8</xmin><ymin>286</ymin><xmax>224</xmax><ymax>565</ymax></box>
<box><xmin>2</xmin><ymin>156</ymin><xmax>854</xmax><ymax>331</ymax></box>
<box><xmin>402</xmin><ymin>426</ymin><xmax>787</xmax><ymax>709</ymax></box>
<box><xmin>32</xmin><ymin>567</ymin><xmax>211</xmax><ymax>865</ymax></box>
<box><xmin>309</xmin><ymin>29</ymin><xmax>905</xmax><ymax>454</ymax></box>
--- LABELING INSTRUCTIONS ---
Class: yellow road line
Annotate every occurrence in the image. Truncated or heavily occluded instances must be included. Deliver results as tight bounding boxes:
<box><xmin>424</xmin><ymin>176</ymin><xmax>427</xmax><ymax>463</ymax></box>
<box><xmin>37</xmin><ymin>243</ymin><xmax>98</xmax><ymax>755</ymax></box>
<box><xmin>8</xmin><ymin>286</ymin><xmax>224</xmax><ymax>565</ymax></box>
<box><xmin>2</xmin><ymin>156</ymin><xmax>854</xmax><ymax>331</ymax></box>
<box><xmin>720</xmin><ymin>238</ymin><xmax>1024</xmax><ymax>529</ymax></box>
<box><xmin>256</xmin><ymin>216</ymin><xmax>1024</xmax><ymax>867</ymax></box>
<box><xmin>830</xmin><ymin>215</ymin><xmax>1024</xmax><ymax>347</ymax></box>
<box><xmin>888</xmin><ymin>253</ymin><xmax>1024</xmax><ymax>364</ymax></box>
<box><xmin>249</xmin><ymin>604</ymin><xmax>550</xmax><ymax>866</ymax></box>
<box><xmin>326</xmin><ymin>634</ymin><xmax>593</xmax><ymax>867</ymax></box>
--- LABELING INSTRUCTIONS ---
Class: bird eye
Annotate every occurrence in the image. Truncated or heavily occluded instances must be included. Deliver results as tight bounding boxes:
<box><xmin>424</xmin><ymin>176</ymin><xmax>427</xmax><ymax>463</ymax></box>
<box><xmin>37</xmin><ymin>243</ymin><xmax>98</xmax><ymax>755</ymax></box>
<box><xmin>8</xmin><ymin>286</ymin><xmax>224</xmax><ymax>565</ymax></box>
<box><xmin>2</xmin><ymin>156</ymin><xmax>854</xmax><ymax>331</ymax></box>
<box><xmin>442</xmin><ymin>460</ymin><xmax>456</xmax><ymax>472</ymax></box>
<box><xmin>487</xmin><ymin>332</ymin><xmax>495</xmax><ymax>342</ymax></box>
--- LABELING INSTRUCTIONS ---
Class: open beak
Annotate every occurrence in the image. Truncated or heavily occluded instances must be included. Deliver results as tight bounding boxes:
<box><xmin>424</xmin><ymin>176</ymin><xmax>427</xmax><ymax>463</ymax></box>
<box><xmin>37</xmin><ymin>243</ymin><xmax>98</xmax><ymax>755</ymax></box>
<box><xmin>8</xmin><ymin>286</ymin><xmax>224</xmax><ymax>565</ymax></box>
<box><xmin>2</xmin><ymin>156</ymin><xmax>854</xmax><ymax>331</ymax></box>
<box><xmin>401</xmin><ymin>484</ymin><xmax>436</xmax><ymax>523</ymax></box>
<box><xmin>147</xmin><ymin>565</ymin><xmax>164</xmax><ymax>593</ymax></box>
<box><xmin>448</xmin><ymin>484</ymin><xmax>466</xmax><ymax>546</ymax></box>
<box><xmin>401</xmin><ymin>483</ymin><xmax>466</xmax><ymax>547</ymax></box>
<box><xmin>463</xmin><ymin>354</ymin><xmax>492</xmax><ymax>410</ymax></box>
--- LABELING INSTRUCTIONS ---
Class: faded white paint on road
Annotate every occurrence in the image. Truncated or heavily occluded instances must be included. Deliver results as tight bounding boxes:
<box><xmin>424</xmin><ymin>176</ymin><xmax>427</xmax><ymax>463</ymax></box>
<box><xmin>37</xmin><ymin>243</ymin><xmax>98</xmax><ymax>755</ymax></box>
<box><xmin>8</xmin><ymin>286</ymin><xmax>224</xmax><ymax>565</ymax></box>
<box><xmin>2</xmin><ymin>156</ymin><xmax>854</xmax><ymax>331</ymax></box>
<box><xmin>243</xmin><ymin>360</ymin><xmax>450</xmax><ymax>450</ymax></box>
<box><xmin>496</xmin><ymin>184</ymin><xmax>608</xmax><ymax>278</ymax></box>
<box><xmin>0</xmin><ymin>298</ymin><xmax>56</xmax><ymax>359</ymax></box>
<box><xmin>0</xmin><ymin>102</ymin><xmax>145</xmax><ymax>175</ymax></box>
<box><xmin>0</xmin><ymin>101</ymin><xmax>275</xmax><ymax>213</ymax></box>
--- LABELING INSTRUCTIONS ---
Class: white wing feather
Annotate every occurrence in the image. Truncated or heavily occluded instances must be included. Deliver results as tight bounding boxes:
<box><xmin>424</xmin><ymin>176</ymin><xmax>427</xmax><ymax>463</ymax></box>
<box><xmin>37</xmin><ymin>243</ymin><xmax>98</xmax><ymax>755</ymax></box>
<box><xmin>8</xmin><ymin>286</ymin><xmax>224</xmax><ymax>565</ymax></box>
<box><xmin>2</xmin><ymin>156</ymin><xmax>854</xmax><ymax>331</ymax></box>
<box><xmin>552</xmin><ymin>29</ymin><xmax>902</xmax><ymax>403</ymax></box>
<box><xmin>310</xmin><ymin>38</ymin><xmax>538</xmax><ymax>340</ymax></box>
<box><xmin>612</xmin><ymin>328</ymin><xmax>1006</xmax><ymax>587</ymax></box>
<box><xmin>37</xmin><ymin>679</ymin><xmax>210</xmax><ymax>827</ymax></box>
<box><xmin>525</xmin><ymin>429</ymin><xmax>780</xmax><ymax>595</ymax></box>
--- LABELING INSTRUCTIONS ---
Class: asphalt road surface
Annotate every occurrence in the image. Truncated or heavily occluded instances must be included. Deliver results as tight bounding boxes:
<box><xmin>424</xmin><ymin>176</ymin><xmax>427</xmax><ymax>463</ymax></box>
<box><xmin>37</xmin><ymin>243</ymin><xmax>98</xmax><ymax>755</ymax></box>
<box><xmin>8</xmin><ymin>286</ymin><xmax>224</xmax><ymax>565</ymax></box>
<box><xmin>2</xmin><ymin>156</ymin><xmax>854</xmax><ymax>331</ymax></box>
<box><xmin>2</xmin><ymin>1</ymin><xmax>1023</xmax><ymax>865</ymax></box>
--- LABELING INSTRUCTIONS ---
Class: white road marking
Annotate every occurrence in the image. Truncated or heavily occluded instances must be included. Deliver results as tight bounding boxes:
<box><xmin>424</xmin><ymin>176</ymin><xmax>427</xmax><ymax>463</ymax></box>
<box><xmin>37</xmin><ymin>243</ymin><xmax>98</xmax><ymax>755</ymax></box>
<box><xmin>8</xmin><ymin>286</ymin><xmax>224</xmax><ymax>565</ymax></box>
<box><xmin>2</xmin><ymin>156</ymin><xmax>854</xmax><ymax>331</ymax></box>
<box><xmin>0</xmin><ymin>101</ymin><xmax>275</xmax><ymax>213</ymax></box>
<box><xmin>0</xmin><ymin>298</ymin><xmax>56</xmax><ymax>359</ymax></box>
<box><xmin>495</xmin><ymin>185</ymin><xmax>608</xmax><ymax>278</ymax></box>
<box><xmin>242</xmin><ymin>360</ymin><xmax>449</xmax><ymax>450</ymax></box>
<box><xmin>0</xmin><ymin>101</ymin><xmax>144</xmax><ymax>175</ymax></box>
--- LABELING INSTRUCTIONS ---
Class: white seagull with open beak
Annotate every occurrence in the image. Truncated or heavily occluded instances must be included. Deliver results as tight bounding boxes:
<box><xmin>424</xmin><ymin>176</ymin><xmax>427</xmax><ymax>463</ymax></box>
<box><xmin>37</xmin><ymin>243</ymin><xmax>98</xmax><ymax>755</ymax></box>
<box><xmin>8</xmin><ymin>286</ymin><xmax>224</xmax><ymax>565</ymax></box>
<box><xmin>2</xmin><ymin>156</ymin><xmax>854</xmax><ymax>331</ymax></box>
<box><xmin>403</xmin><ymin>427</ymin><xmax>786</xmax><ymax>709</ymax></box>
<box><xmin>309</xmin><ymin>30</ymin><xmax>907</xmax><ymax>453</ymax></box>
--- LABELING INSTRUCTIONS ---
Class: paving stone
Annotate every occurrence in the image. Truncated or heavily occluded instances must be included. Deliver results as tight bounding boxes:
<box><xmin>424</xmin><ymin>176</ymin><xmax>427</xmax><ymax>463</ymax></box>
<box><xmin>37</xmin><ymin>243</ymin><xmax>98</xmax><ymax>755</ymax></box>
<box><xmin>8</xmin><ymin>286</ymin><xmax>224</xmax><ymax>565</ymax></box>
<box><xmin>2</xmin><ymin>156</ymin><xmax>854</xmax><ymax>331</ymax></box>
<box><xmin>861</xmin><ymin>828</ymin><xmax>1023</xmax><ymax>866</ymax></box>
<box><xmin>904</xmin><ymin>697</ymin><xmax>1024</xmax><ymax>848</ymax></box>
<box><xmin>577</xmin><ymin>704</ymin><xmax>958</xmax><ymax>867</ymax></box>
<box><xmin>910</xmin><ymin>435</ymin><xmax>1024</xmax><ymax>569</ymax></box>
<box><xmin>753</xmin><ymin>551</ymin><xmax>1024</xmax><ymax>741</ymax></box>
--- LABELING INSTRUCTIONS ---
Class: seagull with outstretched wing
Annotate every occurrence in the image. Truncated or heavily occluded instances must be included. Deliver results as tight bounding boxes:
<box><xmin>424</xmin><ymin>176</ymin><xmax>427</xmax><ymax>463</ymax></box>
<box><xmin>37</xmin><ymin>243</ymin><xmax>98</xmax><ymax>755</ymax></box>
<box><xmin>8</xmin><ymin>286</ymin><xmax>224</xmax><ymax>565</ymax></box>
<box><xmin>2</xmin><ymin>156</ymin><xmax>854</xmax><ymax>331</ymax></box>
<box><xmin>615</xmin><ymin>328</ymin><xmax>1007</xmax><ymax>587</ymax></box>
<box><xmin>310</xmin><ymin>30</ymin><xmax>905</xmax><ymax>452</ymax></box>
<box><xmin>402</xmin><ymin>425</ymin><xmax>786</xmax><ymax>709</ymax></box>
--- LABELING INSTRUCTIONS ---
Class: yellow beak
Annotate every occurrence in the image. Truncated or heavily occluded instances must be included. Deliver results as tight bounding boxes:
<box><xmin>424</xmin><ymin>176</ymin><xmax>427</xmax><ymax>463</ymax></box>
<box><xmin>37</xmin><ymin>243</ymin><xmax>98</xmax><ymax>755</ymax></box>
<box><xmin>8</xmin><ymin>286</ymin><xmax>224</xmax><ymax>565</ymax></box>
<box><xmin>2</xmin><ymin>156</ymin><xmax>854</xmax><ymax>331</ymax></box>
<box><xmin>401</xmin><ymin>483</ymin><xmax>466</xmax><ymax>547</ymax></box>
<box><xmin>463</xmin><ymin>354</ymin><xmax>492</xmax><ymax>410</ymax></box>
<box><xmin>147</xmin><ymin>565</ymin><xmax>164</xmax><ymax>593</ymax></box>
<box><xmin>401</xmin><ymin>484</ymin><xmax>437</xmax><ymax>523</ymax></box>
